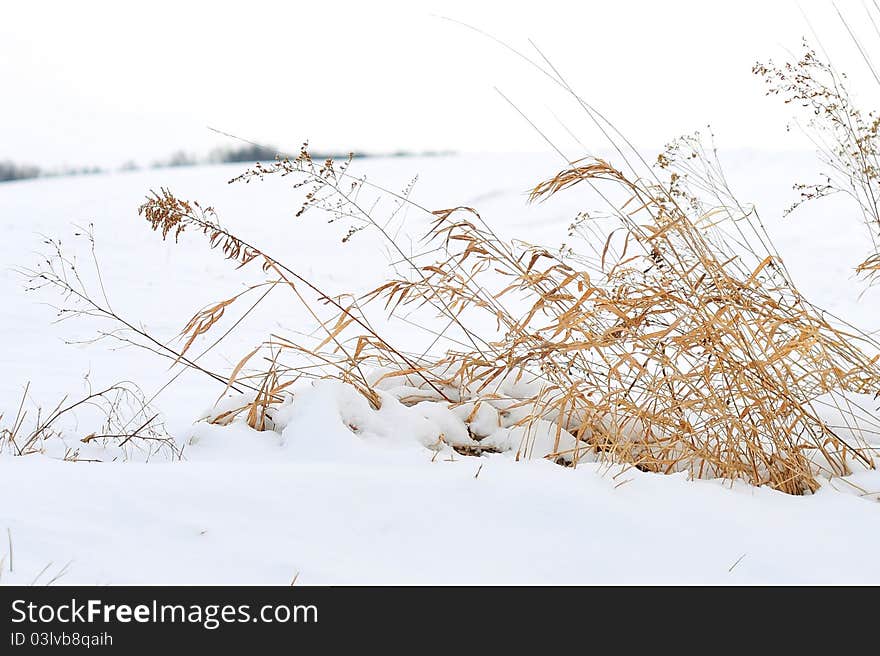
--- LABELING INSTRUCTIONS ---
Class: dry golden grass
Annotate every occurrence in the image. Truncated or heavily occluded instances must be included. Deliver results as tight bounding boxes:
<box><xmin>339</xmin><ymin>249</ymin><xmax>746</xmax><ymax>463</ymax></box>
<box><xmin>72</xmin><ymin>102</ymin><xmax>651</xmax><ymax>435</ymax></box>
<box><xmin>137</xmin><ymin>132</ymin><xmax>880</xmax><ymax>495</ymax></box>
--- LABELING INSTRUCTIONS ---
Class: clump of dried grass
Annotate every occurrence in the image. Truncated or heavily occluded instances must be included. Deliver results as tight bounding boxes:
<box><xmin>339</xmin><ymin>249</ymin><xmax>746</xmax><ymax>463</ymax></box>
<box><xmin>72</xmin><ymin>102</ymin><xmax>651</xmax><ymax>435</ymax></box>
<box><xmin>0</xmin><ymin>380</ymin><xmax>174</xmax><ymax>461</ymax></box>
<box><xmin>134</xmin><ymin>128</ymin><xmax>880</xmax><ymax>495</ymax></box>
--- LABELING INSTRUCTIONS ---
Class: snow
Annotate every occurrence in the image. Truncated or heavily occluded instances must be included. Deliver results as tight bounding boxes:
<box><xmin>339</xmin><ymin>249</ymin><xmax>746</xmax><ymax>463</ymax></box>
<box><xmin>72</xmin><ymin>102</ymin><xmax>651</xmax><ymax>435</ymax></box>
<box><xmin>1</xmin><ymin>151</ymin><xmax>880</xmax><ymax>584</ymax></box>
<box><xmin>3</xmin><ymin>443</ymin><xmax>880</xmax><ymax>585</ymax></box>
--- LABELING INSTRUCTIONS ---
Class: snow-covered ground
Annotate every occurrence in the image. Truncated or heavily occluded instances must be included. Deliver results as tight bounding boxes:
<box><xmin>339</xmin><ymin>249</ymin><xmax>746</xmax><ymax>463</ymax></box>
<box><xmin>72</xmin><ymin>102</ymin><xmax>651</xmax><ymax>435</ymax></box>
<box><xmin>1</xmin><ymin>151</ymin><xmax>879</xmax><ymax>584</ymax></box>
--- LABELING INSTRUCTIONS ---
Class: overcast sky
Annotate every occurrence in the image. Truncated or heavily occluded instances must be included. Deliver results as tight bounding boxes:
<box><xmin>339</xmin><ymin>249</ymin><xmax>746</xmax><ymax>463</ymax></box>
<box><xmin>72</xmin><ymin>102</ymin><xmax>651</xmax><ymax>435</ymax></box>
<box><xmin>3</xmin><ymin>0</ymin><xmax>880</xmax><ymax>169</ymax></box>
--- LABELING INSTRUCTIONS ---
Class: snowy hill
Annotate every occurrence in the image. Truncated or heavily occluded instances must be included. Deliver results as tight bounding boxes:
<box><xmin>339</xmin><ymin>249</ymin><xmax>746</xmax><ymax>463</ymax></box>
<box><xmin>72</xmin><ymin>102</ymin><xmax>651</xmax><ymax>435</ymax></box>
<box><xmin>1</xmin><ymin>152</ymin><xmax>879</xmax><ymax>584</ymax></box>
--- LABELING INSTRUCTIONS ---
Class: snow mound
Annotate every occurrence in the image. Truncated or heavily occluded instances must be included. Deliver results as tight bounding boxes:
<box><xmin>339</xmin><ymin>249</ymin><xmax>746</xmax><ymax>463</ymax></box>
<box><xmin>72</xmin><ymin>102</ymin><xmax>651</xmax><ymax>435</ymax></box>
<box><xmin>196</xmin><ymin>379</ymin><xmax>586</xmax><ymax>465</ymax></box>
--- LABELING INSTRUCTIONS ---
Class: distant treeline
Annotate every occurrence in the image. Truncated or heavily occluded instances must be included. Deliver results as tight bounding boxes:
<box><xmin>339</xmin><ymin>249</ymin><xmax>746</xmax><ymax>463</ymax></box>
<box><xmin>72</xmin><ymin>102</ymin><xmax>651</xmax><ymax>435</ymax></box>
<box><xmin>208</xmin><ymin>144</ymin><xmax>456</xmax><ymax>164</ymax></box>
<box><xmin>0</xmin><ymin>161</ymin><xmax>41</xmax><ymax>182</ymax></box>
<box><xmin>1</xmin><ymin>160</ymin><xmax>107</xmax><ymax>183</ymax></box>
<box><xmin>0</xmin><ymin>145</ymin><xmax>455</xmax><ymax>183</ymax></box>
<box><xmin>1</xmin><ymin>161</ymin><xmax>110</xmax><ymax>183</ymax></box>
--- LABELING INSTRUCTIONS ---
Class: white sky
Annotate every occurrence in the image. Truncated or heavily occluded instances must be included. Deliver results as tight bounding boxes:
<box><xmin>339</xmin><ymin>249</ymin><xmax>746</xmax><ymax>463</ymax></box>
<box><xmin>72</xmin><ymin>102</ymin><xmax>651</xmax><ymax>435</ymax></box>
<box><xmin>3</xmin><ymin>0</ymin><xmax>880</xmax><ymax>168</ymax></box>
